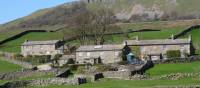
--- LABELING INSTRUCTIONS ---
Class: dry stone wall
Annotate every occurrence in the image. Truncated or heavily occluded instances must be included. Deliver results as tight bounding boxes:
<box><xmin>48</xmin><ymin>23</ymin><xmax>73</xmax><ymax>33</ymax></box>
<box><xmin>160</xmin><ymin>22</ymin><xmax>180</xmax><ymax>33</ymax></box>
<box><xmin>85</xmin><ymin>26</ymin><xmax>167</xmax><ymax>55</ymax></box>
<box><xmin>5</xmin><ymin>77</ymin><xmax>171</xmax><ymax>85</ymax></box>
<box><xmin>29</xmin><ymin>77</ymin><xmax>86</xmax><ymax>86</ymax></box>
<box><xmin>103</xmin><ymin>71</ymin><xmax>132</xmax><ymax>80</ymax></box>
<box><xmin>0</xmin><ymin>77</ymin><xmax>87</xmax><ymax>88</ymax></box>
<box><xmin>0</xmin><ymin>69</ymin><xmax>58</xmax><ymax>80</ymax></box>
<box><xmin>0</xmin><ymin>51</ymin><xmax>34</xmax><ymax>68</ymax></box>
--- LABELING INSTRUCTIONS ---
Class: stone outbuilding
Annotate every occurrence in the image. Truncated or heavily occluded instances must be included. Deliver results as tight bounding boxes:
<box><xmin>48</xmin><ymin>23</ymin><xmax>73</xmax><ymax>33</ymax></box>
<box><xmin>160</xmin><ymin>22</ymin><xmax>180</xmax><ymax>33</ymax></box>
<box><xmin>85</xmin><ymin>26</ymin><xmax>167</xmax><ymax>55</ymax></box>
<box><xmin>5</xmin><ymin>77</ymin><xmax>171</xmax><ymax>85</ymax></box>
<box><xmin>124</xmin><ymin>36</ymin><xmax>192</xmax><ymax>61</ymax></box>
<box><xmin>21</xmin><ymin>40</ymin><xmax>64</xmax><ymax>56</ymax></box>
<box><xmin>75</xmin><ymin>44</ymin><xmax>128</xmax><ymax>64</ymax></box>
<box><xmin>58</xmin><ymin>55</ymin><xmax>76</xmax><ymax>66</ymax></box>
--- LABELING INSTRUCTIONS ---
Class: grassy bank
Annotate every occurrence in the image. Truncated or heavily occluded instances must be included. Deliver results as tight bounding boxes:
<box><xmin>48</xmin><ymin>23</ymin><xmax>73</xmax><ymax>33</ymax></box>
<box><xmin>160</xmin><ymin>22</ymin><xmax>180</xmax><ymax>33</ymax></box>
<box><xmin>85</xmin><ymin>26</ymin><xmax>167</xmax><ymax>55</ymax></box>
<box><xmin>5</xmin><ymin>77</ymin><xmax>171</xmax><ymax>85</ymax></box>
<box><xmin>146</xmin><ymin>61</ymin><xmax>200</xmax><ymax>76</ymax></box>
<box><xmin>0</xmin><ymin>59</ymin><xmax>21</xmax><ymax>73</ymax></box>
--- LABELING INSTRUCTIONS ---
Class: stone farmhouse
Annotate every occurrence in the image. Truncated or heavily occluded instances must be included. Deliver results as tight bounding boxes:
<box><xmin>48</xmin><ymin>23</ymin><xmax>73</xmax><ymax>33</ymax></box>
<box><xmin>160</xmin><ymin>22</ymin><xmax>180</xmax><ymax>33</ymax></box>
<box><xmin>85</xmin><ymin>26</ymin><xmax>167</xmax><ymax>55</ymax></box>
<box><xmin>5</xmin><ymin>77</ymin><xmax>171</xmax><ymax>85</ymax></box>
<box><xmin>21</xmin><ymin>40</ymin><xmax>64</xmax><ymax>56</ymax></box>
<box><xmin>124</xmin><ymin>36</ymin><xmax>192</xmax><ymax>61</ymax></box>
<box><xmin>75</xmin><ymin>44</ymin><xmax>128</xmax><ymax>64</ymax></box>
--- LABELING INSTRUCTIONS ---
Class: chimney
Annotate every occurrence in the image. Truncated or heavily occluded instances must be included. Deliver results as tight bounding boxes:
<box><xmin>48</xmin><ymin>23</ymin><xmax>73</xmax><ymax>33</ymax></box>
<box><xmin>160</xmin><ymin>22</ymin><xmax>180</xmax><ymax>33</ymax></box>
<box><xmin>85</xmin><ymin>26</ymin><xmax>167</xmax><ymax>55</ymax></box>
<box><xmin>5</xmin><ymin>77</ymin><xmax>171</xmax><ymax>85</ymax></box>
<box><xmin>171</xmin><ymin>34</ymin><xmax>174</xmax><ymax>40</ymax></box>
<box><xmin>189</xmin><ymin>35</ymin><xmax>192</xmax><ymax>42</ymax></box>
<box><xmin>25</xmin><ymin>39</ymin><xmax>29</xmax><ymax>42</ymax></box>
<box><xmin>125</xmin><ymin>41</ymin><xmax>128</xmax><ymax>45</ymax></box>
<box><xmin>136</xmin><ymin>36</ymin><xmax>139</xmax><ymax>41</ymax></box>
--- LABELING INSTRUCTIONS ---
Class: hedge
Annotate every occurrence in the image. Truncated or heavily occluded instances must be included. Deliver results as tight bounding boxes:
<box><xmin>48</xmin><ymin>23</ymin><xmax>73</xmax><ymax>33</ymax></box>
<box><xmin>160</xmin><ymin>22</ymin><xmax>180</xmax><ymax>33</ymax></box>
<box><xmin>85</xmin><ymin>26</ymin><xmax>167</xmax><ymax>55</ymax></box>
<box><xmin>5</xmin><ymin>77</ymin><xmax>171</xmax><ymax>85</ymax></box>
<box><xmin>166</xmin><ymin>50</ymin><xmax>181</xmax><ymax>58</ymax></box>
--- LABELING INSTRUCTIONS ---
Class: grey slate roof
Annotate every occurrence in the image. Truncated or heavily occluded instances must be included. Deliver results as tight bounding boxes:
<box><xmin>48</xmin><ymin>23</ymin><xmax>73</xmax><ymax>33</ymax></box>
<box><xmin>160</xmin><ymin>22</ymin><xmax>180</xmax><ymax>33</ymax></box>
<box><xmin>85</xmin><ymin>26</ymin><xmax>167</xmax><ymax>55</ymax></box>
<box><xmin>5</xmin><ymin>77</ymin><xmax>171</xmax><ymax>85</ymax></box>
<box><xmin>124</xmin><ymin>39</ymin><xmax>191</xmax><ymax>46</ymax></box>
<box><xmin>22</xmin><ymin>40</ymin><xmax>60</xmax><ymax>46</ymax></box>
<box><xmin>76</xmin><ymin>44</ymin><xmax>125</xmax><ymax>52</ymax></box>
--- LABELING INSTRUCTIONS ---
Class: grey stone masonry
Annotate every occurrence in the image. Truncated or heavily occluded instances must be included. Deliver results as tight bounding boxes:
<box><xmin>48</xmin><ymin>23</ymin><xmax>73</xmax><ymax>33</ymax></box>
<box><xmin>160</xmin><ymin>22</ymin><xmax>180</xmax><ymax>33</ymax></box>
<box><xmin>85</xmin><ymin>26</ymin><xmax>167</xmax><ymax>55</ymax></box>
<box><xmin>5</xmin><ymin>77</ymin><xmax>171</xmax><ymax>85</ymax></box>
<box><xmin>103</xmin><ymin>71</ymin><xmax>132</xmax><ymax>80</ymax></box>
<box><xmin>21</xmin><ymin>40</ymin><xmax>64</xmax><ymax>56</ymax></box>
<box><xmin>1</xmin><ymin>77</ymin><xmax>87</xmax><ymax>88</ymax></box>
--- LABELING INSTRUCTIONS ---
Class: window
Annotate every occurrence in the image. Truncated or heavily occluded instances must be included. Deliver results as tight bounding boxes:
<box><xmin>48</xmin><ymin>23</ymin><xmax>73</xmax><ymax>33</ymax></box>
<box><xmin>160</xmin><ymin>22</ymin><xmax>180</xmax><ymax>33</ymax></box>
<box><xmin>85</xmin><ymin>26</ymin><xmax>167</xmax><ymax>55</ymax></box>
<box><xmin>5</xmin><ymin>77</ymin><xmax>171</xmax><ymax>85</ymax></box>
<box><xmin>79</xmin><ymin>53</ymin><xmax>83</xmax><ymax>56</ymax></box>
<box><xmin>100</xmin><ymin>52</ymin><xmax>104</xmax><ymax>56</ymax></box>
<box><xmin>181</xmin><ymin>45</ymin><xmax>185</xmax><ymax>49</ymax></box>
<box><xmin>115</xmin><ymin>51</ymin><xmax>119</xmax><ymax>56</ymax></box>
<box><xmin>87</xmin><ymin>52</ymin><xmax>91</xmax><ymax>56</ymax></box>
<box><xmin>163</xmin><ymin>45</ymin><xmax>166</xmax><ymax>49</ymax></box>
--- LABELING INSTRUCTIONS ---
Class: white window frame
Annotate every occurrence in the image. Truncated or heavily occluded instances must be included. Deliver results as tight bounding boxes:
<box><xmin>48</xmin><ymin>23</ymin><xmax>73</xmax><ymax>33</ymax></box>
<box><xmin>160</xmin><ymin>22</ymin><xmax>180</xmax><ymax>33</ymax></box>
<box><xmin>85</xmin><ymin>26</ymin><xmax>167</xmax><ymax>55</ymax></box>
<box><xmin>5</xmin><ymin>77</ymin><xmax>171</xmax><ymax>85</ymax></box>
<box><xmin>100</xmin><ymin>52</ymin><xmax>104</xmax><ymax>56</ymax></box>
<box><xmin>115</xmin><ymin>51</ymin><xmax>119</xmax><ymax>56</ymax></box>
<box><xmin>87</xmin><ymin>52</ymin><xmax>91</xmax><ymax>57</ymax></box>
<box><xmin>79</xmin><ymin>52</ymin><xmax>83</xmax><ymax>56</ymax></box>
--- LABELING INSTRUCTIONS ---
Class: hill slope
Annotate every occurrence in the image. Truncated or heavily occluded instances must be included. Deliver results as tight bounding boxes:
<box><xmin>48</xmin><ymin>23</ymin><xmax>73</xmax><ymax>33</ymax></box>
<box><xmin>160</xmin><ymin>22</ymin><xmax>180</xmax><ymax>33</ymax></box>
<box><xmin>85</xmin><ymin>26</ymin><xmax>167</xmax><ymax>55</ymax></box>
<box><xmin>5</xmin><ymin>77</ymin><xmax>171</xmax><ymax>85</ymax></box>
<box><xmin>1</xmin><ymin>0</ymin><xmax>200</xmax><ymax>32</ymax></box>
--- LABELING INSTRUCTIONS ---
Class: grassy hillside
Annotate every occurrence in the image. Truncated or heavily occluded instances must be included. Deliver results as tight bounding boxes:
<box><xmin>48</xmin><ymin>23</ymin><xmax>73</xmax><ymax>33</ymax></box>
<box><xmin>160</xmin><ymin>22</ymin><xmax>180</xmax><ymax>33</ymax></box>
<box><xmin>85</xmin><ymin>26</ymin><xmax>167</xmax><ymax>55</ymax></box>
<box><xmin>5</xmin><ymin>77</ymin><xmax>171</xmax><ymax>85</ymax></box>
<box><xmin>1</xmin><ymin>0</ymin><xmax>200</xmax><ymax>33</ymax></box>
<box><xmin>0</xmin><ymin>59</ymin><xmax>21</xmax><ymax>73</ymax></box>
<box><xmin>1</xmin><ymin>0</ymin><xmax>200</xmax><ymax>44</ymax></box>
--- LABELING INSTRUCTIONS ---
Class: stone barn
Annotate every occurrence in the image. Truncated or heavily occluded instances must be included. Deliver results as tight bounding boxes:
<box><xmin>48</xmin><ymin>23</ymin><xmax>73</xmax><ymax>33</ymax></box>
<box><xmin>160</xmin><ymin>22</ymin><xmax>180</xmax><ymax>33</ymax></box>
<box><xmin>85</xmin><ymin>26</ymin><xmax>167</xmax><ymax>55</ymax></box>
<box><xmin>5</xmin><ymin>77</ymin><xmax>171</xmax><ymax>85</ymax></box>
<box><xmin>124</xmin><ymin>36</ymin><xmax>192</xmax><ymax>61</ymax></box>
<box><xmin>21</xmin><ymin>40</ymin><xmax>64</xmax><ymax>56</ymax></box>
<box><xmin>76</xmin><ymin>44</ymin><xmax>128</xmax><ymax>64</ymax></box>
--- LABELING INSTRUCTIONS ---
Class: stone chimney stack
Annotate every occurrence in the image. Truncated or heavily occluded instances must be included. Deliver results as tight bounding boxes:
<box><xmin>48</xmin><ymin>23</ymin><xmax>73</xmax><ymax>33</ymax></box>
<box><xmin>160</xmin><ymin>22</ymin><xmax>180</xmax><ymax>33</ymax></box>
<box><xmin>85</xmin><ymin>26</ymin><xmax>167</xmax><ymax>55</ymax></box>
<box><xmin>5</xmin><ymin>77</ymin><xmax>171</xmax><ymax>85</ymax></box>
<box><xmin>171</xmin><ymin>34</ymin><xmax>174</xmax><ymax>40</ymax></box>
<box><xmin>189</xmin><ymin>35</ymin><xmax>192</xmax><ymax>42</ymax></box>
<box><xmin>25</xmin><ymin>39</ymin><xmax>29</xmax><ymax>42</ymax></box>
<box><xmin>136</xmin><ymin>36</ymin><xmax>139</xmax><ymax>41</ymax></box>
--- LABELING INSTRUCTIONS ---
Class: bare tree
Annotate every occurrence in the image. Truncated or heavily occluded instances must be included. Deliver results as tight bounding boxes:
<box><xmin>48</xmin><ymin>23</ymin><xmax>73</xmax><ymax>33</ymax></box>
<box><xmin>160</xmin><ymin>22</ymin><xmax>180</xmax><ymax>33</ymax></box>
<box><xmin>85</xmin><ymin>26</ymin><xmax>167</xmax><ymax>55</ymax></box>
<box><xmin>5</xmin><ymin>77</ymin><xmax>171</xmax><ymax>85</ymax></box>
<box><xmin>70</xmin><ymin>2</ymin><xmax>93</xmax><ymax>45</ymax></box>
<box><xmin>90</xmin><ymin>8</ymin><xmax>116</xmax><ymax>45</ymax></box>
<box><xmin>71</xmin><ymin>3</ymin><xmax>117</xmax><ymax>45</ymax></box>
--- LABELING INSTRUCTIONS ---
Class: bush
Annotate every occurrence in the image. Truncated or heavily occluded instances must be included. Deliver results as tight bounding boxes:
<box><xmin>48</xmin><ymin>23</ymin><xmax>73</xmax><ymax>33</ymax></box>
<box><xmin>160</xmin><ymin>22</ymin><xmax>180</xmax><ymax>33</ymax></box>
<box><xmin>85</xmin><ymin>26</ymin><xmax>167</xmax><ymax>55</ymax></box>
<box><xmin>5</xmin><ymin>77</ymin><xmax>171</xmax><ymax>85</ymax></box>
<box><xmin>166</xmin><ymin>50</ymin><xmax>181</xmax><ymax>58</ymax></box>
<box><xmin>22</xmin><ymin>55</ymin><xmax>51</xmax><ymax>65</ymax></box>
<box><xmin>76</xmin><ymin>66</ymin><xmax>85</xmax><ymax>74</ymax></box>
<box><xmin>117</xmin><ymin>61</ymin><xmax>128</xmax><ymax>65</ymax></box>
<box><xmin>130</xmin><ymin>46</ymin><xmax>140</xmax><ymax>58</ymax></box>
<box><xmin>95</xmin><ymin>65</ymin><xmax>113</xmax><ymax>72</ymax></box>
<box><xmin>13</xmin><ymin>54</ymin><xmax>24</xmax><ymax>60</ymax></box>
<box><xmin>67</xmin><ymin>58</ymin><xmax>75</xmax><ymax>64</ymax></box>
<box><xmin>53</xmin><ymin>54</ymin><xmax>62</xmax><ymax>66</ymax></box>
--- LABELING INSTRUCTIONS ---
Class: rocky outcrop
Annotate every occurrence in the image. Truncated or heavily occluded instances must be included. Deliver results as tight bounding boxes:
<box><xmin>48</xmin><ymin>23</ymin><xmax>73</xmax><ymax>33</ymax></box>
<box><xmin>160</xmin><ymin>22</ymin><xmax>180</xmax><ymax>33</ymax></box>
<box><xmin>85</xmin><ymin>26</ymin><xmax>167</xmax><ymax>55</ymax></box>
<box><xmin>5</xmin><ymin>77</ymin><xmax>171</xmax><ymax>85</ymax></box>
<box><xmin>80</xmin><ymin>0</ymin><xmax>116</xmax><ymax>3</ymax></box>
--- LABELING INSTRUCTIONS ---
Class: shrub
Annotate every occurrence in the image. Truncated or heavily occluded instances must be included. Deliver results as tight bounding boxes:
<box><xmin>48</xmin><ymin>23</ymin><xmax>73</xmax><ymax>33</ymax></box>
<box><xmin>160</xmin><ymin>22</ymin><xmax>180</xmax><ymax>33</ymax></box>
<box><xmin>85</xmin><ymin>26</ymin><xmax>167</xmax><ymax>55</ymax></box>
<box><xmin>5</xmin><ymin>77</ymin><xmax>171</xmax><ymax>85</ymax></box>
<box><xmin>76</xmin><ymin>66</ymin><xmax>85</xmax><ymax>74</ymax></box>
<box><xmin>67</xmin><ymin>58</ymin><xmax>75</xmax><ymax>64</ymax></box>
<box><xmin>95</xmin><ymin>65</ymin><xmax>112</xmax><ymax>72</ymax></box>
<box><xmin>53</xmin><ymin>54</ymin><xmax>62</xmax><ymax>67</ymax></box>
<box><xmin>13</xmin><ymin>53</ymin><xmax>24</xmax><ymax>60</ymax></box>
<box><xmin>166</xmin><ymin>50</ymin><xmax>181</xmax><ymax>58</ymax></box>
<box><xmin>0</xmin><ymin>52</ymin><xmax>4</xmax><ymax>57</ymax></box>
<box><xmin>130</xmin><ymin>46</ymin><xmax>140</xmax><ymax>58</ymax></box>
<box><xmin>20</xmin><ymin>55</ymin><xmax>51</xmax><ymax>65</ymax></box>
<box><xmin>117</xmin><ymin>61</ymin><xmax>128</xmax><ymax>65</ymax></box>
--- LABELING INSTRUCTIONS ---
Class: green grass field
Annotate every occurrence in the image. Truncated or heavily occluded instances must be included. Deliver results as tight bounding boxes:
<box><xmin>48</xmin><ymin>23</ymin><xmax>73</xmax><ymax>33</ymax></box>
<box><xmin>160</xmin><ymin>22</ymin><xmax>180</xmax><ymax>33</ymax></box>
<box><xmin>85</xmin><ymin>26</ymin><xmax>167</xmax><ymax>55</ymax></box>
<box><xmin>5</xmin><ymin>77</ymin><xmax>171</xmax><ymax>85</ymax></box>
<box><xmin>0</xmin><ymin>58</ymin><xmax>22</xmax><ymax>85</ymax></box>
<box><xmin>105</xmin><ymin>28</ymin><xmax>184</xmax><ymax>44</ymax></box>
<box><xmin>146</xmin><ymin>61</ymin><xmax>200</xmax><ymax>76</ymax></box>
<box><xmin>181</xmin><ymin>28</ymin><xmax>200</xmax><ymax>54</ymax></box>
<box><xmin>0</xmin><ymin>59</ymin><xmax>21</xmax><ymax>73</ymax></box>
